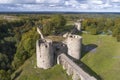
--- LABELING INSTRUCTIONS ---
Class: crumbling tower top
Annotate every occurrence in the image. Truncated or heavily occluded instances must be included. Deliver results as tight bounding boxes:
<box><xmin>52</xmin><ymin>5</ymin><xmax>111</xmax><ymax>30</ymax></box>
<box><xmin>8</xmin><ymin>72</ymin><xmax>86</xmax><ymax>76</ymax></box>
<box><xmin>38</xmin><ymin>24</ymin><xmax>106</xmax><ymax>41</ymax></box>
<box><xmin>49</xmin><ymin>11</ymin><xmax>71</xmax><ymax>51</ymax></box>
<box><xmin>74</xmin><ymin>19</ymin><xmax>84</xmax><ymax>31</ymax></box>
<box><xmin>37</xmin><ymin>26</ymin><xmax>44</xmax><ymax>40</ymax></box>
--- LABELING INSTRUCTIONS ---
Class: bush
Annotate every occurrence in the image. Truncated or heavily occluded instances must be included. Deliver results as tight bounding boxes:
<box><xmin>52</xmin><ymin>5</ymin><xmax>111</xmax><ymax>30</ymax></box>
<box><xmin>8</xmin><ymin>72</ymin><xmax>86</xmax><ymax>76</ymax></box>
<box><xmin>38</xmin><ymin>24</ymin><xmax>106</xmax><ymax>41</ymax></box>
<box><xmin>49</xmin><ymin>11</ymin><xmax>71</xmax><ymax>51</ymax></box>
<box><xmin>117</xmin><ymin>34</ymin><xmax>120</xmax><ymax>42</ymax></box>
<box><xmin>0</xmin><ymin>70</ymin><xmax>11</xmax><ymax>80</ymax></box>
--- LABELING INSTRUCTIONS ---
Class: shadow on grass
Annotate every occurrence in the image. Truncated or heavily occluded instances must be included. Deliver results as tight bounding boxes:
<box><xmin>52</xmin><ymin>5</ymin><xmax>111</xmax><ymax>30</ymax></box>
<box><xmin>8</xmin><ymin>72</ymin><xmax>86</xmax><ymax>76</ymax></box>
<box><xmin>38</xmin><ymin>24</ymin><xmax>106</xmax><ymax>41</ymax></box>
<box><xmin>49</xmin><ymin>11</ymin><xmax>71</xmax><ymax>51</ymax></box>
<box><xmin>12</xmin><ymin>69</ymin><xmax>22</xmax><ymax>80</ymax></box>
<box><xmin>75</xmin><ymin>61</ymin><xmax>102</xmax><ymax>80</ymax></box>
<box><xmin>64</xmin><ymin>54</ymin><xmax>102</xmax><ymax>80</ymax></box>
<box><xmin>81</xmin><ymin>44</ymin><xmax>98</xmax><ymax>58</ymax></box>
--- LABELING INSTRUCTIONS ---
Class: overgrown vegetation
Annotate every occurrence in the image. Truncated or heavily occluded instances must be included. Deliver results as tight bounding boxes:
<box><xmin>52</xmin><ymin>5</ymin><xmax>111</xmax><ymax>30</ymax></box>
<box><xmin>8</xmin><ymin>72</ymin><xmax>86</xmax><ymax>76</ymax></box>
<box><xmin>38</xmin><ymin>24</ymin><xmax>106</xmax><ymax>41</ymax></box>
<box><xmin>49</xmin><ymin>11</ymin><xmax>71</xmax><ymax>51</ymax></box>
<box><xmin>12</xmin><ymin>27</ymin><xmax>39</xmax><ymax>70</ymax></box>
<box><xmin>0</xmin><ymin>16</ymin><xmax>38</xmax><ymax>80</ymax></box>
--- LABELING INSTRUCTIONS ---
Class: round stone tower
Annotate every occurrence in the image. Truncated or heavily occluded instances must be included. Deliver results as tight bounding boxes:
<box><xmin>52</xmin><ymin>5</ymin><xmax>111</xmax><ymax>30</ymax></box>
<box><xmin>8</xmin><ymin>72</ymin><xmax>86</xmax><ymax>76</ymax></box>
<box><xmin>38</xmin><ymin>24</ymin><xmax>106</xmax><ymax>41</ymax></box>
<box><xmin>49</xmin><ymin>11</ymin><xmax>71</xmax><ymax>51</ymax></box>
<box><xmin>74</xmin><ymin>19</ymin><xmax>83</xmax><ymax>31</ymax></box>
<box><xmin>36</xmin><ymin>39</ymin><xmax>54</xmax><ymax>69</ymax></box>
<box><xmin>66</xmin><ymin>35</ymin><xmax>82</xmax><ymax>60</ymax></box>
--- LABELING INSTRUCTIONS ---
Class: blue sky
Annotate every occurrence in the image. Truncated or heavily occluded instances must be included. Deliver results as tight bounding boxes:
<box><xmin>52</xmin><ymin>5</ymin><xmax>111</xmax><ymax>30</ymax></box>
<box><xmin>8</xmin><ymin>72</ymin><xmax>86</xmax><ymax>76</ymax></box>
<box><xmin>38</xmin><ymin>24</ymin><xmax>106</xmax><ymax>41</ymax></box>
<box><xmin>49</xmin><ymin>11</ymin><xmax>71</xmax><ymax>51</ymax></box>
<box><xmin>0</xmin><ymin>0</ymin><xmax>120</xmax><ymax>12</ymax></box>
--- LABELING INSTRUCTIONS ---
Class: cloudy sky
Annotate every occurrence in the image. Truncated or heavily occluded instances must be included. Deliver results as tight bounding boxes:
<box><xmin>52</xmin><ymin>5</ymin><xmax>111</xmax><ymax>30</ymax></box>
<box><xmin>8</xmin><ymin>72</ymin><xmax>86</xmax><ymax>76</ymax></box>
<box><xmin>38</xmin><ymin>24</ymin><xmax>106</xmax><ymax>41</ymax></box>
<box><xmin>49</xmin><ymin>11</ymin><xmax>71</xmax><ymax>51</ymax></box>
<box><xmin>0</xmin><ymin>0</ymin><xmax>120</xmax><ymax>12</ymax></box>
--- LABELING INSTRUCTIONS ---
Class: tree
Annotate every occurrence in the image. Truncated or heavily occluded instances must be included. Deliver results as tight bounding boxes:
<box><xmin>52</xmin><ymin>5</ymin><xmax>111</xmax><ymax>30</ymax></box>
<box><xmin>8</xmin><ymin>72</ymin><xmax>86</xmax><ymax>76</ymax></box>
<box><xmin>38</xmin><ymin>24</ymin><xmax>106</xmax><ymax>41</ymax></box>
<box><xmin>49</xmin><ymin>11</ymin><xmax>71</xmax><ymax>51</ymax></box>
<box><xmin>112</xmin><ymin>23</ymin><xmax>120</xmax><ymax>37</ymax></box>
<box><xmin>86</xmin><ymin>24</ymin><xmax>97</xmax><ymax>35</ymax></box>
<box><xmin>117</xmin><ymin>34</ymin><xmax>120</xmax><ymax>42</ymax></box>
<box><xmin>41</xmin><ymin>15</ymin><xmax>66</xmax><ymax>35</ymax></box>
<box><xmin>82</xmin><ymin>19</ymin><xmax>88</xmax><ymax>30</ymax></box>
<box><xmin>112</xmin><ymin>23</ymin><xmax>120</xmax><ymax>42</ymax></box>
<box><xmin>51</xmin><ymin>14</ymin><xmax>66</xmax><ymax>34</ymax></box>
<box><xmin>13</xmin><ymin>27</ymin><xmax>39</xmax><ymax>69</ymax></box>
<box><xmin>0</xmin><ymin>53</ymin><xmax>9</xmax><ymax>70</ymax></box>
<box><xmin>42</xmin><ymin>19</ymin><xmax>54</xmax><ymax>35</ymax></box>
<box><xmin>51</xmin><ymin>14</ymin><xmax>66</xmax><ymax>27</ymax></box>
<box><xmin>0</xmin><ymin>70</ymin><xmax>11</xmax><ymax>80</ymax></box>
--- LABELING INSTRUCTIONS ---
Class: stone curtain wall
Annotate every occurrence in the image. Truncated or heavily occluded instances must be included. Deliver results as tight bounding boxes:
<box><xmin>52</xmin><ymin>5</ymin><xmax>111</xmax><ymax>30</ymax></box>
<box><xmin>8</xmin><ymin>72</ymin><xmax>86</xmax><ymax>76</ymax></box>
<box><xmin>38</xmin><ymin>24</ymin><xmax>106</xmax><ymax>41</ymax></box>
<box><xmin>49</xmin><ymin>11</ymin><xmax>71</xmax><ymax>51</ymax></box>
<box><xmin>57</xmin><ymin>54</ymin><xmax>97</xmax><ymax>80</ymax></box>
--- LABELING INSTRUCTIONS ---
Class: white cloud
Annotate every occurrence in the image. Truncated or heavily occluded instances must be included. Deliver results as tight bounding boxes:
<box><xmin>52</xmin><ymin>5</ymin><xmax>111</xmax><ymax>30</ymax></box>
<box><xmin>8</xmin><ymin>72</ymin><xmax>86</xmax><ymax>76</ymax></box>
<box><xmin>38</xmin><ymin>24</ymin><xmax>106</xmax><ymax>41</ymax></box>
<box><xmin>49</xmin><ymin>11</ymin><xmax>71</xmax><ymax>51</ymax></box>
<box><xmin>103</xmin><ymin>0</ymin><xmax>113</xmax><ymax>8</ymax></box>
<box><xmin>45</xmin><ymin>0</ymin><xmax>63</xmax><ymax>3</ymax></box>
<box><xmin>16</xmin><ymin>0</ymin><xmax>35</xmax><ymax>3</ymax></box>
<box><xmin>65</xmin><ymin>0</ymin><xmax>80</xmax><ymax>7</ymax></box>
<box><xmin>111</xmin><ymin>0</ymin><xmax>120</xmax><ymax>2</ymax></box>
<box><xmin>0</xmin><ymin>0</ymin><xmax>35</xmax><ymax>3</ymax></box>
<box><xmin>0</xmin><ymin>0</ymin><xmax>13</xmax><ymax>3</ymax></box>
<box><xmin>90</xmin><ymin>0</ymin><xmax>103</xmax><ymax>4</ymax></box>
<box><xmin>36</xmin><ymin>0</ymin><xmax>45</xmax><ymax>3</ymax></box>
<box><xmin>80</xmin><ymin>4</ymin><xmax>89</xmax><ymax>9</ymax></box>
<box><xmin>0</xmin><ymin>0</ymin><xmax>64</xmax><ymax>4</ymax></box>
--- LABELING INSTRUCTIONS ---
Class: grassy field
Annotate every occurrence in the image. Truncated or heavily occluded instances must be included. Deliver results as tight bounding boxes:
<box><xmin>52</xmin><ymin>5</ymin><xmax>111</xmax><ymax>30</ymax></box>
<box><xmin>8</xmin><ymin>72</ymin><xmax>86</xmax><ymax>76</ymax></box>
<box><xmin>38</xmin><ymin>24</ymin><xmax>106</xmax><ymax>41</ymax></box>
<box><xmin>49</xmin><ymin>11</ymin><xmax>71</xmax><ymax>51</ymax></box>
<box><xmin>81</xmin><ymin>34</ymin><xmax>120</xmax><ymax>80</ymax></box>
<box><xmin>11</xmin><ymin>54</ymin><xmax>72</xmax><ymax>80</ymax></box>
<box><xmin>12</xmin><ymin>34</ymin><xmax>120</xmax><ymax>80</ymax></box>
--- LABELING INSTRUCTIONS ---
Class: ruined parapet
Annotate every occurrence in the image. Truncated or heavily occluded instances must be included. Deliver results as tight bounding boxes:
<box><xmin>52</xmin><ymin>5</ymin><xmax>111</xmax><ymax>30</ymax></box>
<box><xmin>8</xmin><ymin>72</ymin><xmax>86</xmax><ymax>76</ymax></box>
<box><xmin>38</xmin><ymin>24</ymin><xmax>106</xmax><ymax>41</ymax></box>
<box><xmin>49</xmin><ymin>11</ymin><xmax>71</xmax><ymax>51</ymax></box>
<box><xmin>37</xmin><ymin>26</ymin><xmax>44</xmax><ymax>39</ymax></box>
<box><xmin>63</xmin><ymin>32</ymin><xmax>71</xmax><ymax>38</ymax></box>
<box><xmin>66</xmin><ymin>35</ymin><xmax>82</xmax><ymax>60</ymax></box>
<box><xmin>36</xmin><ymin>39</ymin><xmax>54</xmax><ymax>69</ymax></box>
<box><xmin>74</xmin><ymin>22</ymin><xmax>81</xmax><ymax>31</ymax></box>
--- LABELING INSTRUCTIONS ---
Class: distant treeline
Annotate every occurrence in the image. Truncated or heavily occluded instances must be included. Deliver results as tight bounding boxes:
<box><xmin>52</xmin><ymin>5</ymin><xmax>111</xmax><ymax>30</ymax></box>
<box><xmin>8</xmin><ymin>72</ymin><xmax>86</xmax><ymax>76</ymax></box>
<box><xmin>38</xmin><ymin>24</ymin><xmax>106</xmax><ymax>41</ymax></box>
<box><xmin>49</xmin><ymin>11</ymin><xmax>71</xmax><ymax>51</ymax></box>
<box><xmin>81</xmin><ymin>17</ymin><xmax>120</xmax><ymax>41</ymax></box>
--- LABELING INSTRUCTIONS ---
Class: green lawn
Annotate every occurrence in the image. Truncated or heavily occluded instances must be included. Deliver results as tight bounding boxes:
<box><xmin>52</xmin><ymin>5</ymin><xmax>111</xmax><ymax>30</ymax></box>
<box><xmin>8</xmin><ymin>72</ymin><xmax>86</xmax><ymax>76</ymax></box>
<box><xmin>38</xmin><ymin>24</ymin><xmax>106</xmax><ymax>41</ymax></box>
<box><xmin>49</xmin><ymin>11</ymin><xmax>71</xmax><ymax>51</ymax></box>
<box><xmin>81</xmin><ymin>34</ymin><xmax>120</xmax><ymax>80</ymax></box>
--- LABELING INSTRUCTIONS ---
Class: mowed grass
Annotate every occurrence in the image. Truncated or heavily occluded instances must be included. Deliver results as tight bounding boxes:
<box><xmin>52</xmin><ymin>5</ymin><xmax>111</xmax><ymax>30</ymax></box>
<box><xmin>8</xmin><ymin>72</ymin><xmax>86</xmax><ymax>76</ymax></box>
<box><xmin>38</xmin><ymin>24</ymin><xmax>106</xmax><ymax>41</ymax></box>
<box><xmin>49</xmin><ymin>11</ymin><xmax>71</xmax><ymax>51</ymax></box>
<box><xmin>12</xmin><ymin>54</ymin><xmax>72</xmax><ymax>80</ymax></box>
<box><xmin>81</xmin><ymin>34</ymin><xmax>120</xmax><ymax>80</ymax></box>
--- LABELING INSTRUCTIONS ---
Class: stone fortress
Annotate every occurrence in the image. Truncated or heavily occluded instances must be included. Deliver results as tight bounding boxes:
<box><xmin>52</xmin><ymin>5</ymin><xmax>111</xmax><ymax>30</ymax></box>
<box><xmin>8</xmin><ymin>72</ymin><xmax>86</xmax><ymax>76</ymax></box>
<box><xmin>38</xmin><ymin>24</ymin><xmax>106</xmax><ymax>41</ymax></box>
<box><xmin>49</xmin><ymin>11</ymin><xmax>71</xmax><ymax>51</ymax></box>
<box><xmin>36</xmin><ymin>20</ymin><xmax>97</xmax><ymax>80</ymax></box>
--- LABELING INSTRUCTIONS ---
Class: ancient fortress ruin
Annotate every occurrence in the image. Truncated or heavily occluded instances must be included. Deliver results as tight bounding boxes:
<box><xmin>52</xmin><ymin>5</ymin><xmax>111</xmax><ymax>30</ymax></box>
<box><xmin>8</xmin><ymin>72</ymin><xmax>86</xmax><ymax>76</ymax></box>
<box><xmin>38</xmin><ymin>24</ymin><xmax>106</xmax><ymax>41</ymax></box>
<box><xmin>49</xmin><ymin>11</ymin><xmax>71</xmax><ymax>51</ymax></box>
<box><xmin>36</xmin><ymin>20</ymin><xmax>97</xmax><ymax>80</ymax></box>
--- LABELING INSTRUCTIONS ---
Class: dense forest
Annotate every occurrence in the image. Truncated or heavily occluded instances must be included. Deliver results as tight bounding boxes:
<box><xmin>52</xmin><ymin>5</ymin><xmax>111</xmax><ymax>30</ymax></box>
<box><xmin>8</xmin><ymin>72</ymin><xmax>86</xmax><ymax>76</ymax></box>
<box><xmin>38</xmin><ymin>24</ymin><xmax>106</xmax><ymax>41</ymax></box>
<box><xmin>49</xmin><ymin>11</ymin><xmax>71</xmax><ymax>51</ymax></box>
<box><xmin>0</xmin><ymin>16</ymin><xmax>39</xmax><ymax>80</ymax></box>
<box><xmin>0</xmin><ymin>14</ymin><xmax>120</xmax><ymax>80</ymax></box>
